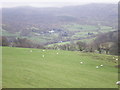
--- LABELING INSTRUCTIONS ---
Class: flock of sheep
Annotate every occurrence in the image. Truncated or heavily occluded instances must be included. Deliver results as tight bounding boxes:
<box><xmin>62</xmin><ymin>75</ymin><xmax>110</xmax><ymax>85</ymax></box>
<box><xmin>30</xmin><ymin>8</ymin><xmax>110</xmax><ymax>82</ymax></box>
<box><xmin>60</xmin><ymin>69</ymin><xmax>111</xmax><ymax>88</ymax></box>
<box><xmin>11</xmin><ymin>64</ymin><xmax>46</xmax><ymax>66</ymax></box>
<box><xmin>80</xmin><ymin>61</ymin><xmax>103</xmax><ymax>69</ymax></box>
<box><xmin>29</xmin><ymin>49</ymin><xmax>119</xmax><ymax>85</ymax></box>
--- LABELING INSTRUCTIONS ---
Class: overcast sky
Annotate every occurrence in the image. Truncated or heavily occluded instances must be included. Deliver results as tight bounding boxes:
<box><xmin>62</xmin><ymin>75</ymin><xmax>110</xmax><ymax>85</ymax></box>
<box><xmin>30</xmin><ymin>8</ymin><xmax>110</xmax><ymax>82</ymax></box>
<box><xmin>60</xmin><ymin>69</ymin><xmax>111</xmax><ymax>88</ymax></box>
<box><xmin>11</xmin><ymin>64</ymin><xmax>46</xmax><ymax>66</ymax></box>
<box><xmin>0</xmin><ymin>0</ymin><xmax>119</xmax><ymax>8</ymax></box>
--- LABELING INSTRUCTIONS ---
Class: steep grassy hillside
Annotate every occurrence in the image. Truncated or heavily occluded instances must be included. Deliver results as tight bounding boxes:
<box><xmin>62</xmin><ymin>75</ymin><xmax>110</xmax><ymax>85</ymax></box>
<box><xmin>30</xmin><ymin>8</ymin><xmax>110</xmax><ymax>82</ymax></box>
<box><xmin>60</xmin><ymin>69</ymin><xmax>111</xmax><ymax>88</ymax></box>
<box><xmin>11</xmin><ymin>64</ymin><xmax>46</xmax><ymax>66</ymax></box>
<box><xmin>2</xmin><ymin>47</ymin><xmax>118</xmax><ymax>88</ymax></box>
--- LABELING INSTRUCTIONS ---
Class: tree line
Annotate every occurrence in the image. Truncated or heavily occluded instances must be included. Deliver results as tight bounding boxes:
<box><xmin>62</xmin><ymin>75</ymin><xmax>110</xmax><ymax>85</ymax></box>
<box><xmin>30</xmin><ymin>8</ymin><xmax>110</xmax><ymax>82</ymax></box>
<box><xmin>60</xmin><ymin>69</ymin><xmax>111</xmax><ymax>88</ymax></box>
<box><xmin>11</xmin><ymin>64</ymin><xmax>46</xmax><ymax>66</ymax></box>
<box><xmin>0</xmin><ymin>30</ymin><xmax>119</xmax><ymax>55</ymax></box>
<box><xmin>48</xmin><ymin>30</ymin><xmax>119</xmax><ymax>55</ymax></box>
<box><xmin>0</xmin><ymin>36</ymin><xmax>45</xmax><ymax>49</ymax></box>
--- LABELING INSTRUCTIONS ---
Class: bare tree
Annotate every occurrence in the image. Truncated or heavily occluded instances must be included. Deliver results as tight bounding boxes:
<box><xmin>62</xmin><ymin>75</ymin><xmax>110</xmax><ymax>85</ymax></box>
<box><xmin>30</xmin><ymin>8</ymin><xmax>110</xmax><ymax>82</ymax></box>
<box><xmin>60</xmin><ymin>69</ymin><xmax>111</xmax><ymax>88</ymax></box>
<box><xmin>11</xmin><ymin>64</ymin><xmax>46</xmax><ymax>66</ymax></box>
<box><xmin>2</xmin><ymin>36</ymin><xmax>9</xmax><ymax>46</ymax></box>
<box><xmin>76</xmin><ymin>41</ymin><xmax>86</xmax><ymax>51</ymax></box>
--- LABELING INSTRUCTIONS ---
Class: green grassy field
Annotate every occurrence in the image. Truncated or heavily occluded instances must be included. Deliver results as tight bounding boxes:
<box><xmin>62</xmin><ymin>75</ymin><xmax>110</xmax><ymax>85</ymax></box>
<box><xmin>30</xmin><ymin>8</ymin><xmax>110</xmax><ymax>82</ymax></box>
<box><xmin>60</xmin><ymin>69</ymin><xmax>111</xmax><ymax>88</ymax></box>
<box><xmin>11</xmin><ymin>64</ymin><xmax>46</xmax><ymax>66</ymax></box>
<box><xmin>63</xmin><ymin>24</ymin><xmax>113</xmax><ymax>32</ymax></box>
<box><xmin>2</xmin><ymin>47</ymin><xmax>118</xmax><ymax>88</ymax></box>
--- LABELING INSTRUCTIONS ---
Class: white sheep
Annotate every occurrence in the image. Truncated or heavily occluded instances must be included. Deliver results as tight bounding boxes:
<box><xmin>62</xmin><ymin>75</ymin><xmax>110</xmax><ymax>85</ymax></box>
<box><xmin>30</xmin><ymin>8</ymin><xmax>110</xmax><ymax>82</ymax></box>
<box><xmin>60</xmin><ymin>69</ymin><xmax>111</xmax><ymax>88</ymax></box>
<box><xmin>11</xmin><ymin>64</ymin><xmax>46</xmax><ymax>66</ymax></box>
<box><xmin>96</xmin><ymin>66</ymin><xmax>99</xmax><ymax>68</ymax></box>
<box><xmin>80</xmin><ymin>62</ymin><xmax>83</xmax><ymax>64</ymax></box>
<box><xmin>30</xmin><ymin>50</ymin><xmax>32</xmax><ymax>52</ymax></box>
<box><xmin>100</xmin><ymin>65</ymin><xmax>103</xmax><ymax>67</ymax></box>
<box><xmin>116</xmin><ymin>58</ymin><xmax>118</xmax><ymax>61</ymax></box>
<box><xmin>42</xmin><ymin>50</ymin><xmax>45</xmax><ymax>52</ymax></box>
<box><xmin>42</xmin><ymin>55</ymin><xmax>45</xmax><ymax>58</ymax></box>
<box><xmin>116</xmin><ymin>81</ymin><xmax>120</xmax><ymax>85</ymax></box>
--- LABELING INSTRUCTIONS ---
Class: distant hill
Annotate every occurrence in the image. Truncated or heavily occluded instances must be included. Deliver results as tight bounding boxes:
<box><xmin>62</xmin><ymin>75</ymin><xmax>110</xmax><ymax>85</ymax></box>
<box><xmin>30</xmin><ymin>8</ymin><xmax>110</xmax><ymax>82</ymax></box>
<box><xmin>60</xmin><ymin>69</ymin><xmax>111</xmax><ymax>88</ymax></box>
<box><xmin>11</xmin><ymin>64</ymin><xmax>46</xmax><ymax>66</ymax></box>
<box><xmin>1</xmin><ymin>3</ymin><xmax>118</xmax><ymax>45</ymax></box>
<box><xmin>2</xmin><ymin>3</ymin><xmax>117</xmax><ymax>32</ymax></box>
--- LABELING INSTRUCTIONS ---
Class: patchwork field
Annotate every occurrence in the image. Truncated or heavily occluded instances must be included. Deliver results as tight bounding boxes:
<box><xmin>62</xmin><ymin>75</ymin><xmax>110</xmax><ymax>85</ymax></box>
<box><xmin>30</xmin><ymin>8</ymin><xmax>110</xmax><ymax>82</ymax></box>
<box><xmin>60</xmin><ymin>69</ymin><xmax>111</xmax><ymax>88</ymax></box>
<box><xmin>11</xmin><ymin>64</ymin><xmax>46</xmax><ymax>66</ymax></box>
<box><xmin>2</xmin><ymin>47</ymin><xmax>118</xmax><ymax>88</ymax></box>
<box><xmin>1</xmin><ymin>24</ymin><xmax>116</xmax><ymax>45</ymax></box>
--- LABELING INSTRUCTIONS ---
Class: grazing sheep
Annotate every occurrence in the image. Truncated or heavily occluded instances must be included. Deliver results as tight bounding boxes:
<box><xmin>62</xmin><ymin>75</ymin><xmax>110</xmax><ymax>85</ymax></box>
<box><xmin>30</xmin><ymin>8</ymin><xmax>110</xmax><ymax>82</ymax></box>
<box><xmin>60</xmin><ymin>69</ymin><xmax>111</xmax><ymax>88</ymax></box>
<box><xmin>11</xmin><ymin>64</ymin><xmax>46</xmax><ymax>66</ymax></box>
<box><xmin>80</xmin><ymin>62</ymin><xmax>83</xmax><ymax>64</ymax></box>
<box><xmin>96</xmin><ymin>66</ymin><xmax>99</xmax><ymax>68</ymax></box>
<box><xmin>116</xmin><ymin>81</ymin><xmax>120</xmax><ymax>85</ymax></box>
<box><xmin>100</xmin><ymin>65</ymin><xmax>103</xmax><ymax>67</ymax></box>
<box><xmin>56</xmin><ymin>53</ymin><xmax>59</xmax><ymax>54</ymax></box>
<box><xmin>42</xmin><ymin>50</ymin><xmax>45</xmax><ymax>52</ymax></box>
<box><xmin>116</xmin><ymin>58</ymin><xmax>118</xmax><ymax>61</ymax></box>
<box><xmin>42</xmin><ymin>55</ymin><xmax>45</xmax><ymax>58</ymax></box>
